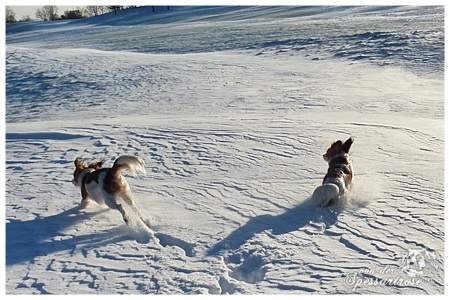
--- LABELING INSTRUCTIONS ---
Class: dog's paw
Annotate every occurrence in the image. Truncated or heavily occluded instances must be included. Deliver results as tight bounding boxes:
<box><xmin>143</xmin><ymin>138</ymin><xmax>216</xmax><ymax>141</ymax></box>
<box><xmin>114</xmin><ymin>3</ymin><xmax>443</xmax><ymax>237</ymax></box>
<box><xmin>123</xmin><ymin>215</ymin><xmax>131</xmax><ymax>224</ymax></box>
<box><xmin>79</xmin><ymin>199</ymin><xmax>91</xmax><ymax>209</ymax></box>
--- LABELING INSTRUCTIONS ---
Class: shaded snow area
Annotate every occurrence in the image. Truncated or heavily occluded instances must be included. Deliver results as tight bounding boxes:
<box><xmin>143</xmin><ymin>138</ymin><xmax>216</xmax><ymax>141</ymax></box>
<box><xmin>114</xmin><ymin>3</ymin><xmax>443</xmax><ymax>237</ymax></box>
<box><xmin>5</xmin><ymin>6</ymin><xmax>444</xmax><ymax>294</ymax></box>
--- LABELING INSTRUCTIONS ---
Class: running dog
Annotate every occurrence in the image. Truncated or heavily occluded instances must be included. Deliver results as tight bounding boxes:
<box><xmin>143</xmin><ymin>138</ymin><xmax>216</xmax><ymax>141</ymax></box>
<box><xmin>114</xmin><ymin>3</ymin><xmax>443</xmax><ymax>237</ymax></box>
<box><xmin>312</xmin><ymin>137</ymin><xmax>354</xmax><ymax>207</ymax></box>
<box><xmin>72</xmin><ymin>155</ymin><xmax>146</xmax><ymax>224</ymax></box>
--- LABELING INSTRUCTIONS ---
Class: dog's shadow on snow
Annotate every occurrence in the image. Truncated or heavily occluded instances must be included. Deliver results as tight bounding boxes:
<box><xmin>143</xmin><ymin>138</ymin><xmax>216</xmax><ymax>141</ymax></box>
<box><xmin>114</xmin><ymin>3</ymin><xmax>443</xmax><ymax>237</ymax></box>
<box><xmin>207</xmin><ymin>197</ymin><xmax>342</xmax><ymax>256</ymax></box>
<box><xmin>6</xmin><ymin>206</ymin><xmax>132</xmax><ymax>266</ymax></box>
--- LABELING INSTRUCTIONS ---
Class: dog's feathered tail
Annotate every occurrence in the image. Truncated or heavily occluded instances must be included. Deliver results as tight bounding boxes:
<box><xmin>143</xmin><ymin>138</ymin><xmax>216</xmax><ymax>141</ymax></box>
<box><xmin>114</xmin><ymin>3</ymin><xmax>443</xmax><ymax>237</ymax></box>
<box><xmin>312</xmin><ymin>183</ymin><xmax>339</xmax><ymax>207</ymax></box>
<box><xmin>112</xmin><ymin>155</ymin><xmax>146</xmax><ymax>177</ymax></box>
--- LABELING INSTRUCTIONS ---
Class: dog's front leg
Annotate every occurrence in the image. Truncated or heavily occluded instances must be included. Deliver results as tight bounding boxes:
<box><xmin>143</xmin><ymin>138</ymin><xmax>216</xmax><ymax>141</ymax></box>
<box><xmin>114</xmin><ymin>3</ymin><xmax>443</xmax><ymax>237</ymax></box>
<box><xmin>79</xmin><ymin>183</ymin><xmax>92</xmax><ymax>208</ymax></box>
<box><xmin>79</xmin><ymin>197</ymin><xmax>91</xmax><ymax>208</ymax></box>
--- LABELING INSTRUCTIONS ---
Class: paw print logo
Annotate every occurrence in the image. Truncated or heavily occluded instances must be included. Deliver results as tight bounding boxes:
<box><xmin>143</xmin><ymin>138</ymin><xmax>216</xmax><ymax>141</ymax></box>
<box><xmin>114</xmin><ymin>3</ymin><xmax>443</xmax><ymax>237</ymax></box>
<box><xmin>400</xmin><ymin>248</ymin><xmax>437</xmax><ymax>278</ymax></box>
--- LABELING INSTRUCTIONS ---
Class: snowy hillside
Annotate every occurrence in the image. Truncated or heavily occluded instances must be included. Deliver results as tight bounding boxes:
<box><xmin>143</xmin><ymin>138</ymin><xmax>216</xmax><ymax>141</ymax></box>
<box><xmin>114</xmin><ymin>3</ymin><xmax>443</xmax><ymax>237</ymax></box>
<box><xmin>5</xmin><ymin>6</ymin><xmax>444</xmax><ymax>294</ymax></box>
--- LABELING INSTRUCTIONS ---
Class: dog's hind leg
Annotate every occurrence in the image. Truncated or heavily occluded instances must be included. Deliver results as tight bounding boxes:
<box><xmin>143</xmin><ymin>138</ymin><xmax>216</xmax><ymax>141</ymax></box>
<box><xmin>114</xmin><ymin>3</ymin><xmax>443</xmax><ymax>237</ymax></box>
<box><xmin>313</xmin><ymin>184</ymin><xmax>340</xmax><ymax>208</ymax></box>
<box><xmin>122</xmin><ymin>189</ymin><xmax>150</xmax><ymax>226</ymax></box>
<box><xmin>104</xmin><ymin>193</ymin><xmax>130</xmax><ymax>224</ymax></box>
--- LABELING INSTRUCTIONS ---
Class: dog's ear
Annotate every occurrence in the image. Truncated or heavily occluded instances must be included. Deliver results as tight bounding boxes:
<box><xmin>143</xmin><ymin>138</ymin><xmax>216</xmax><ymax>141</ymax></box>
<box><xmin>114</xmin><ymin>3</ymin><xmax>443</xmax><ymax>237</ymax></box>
<box><xmin>342</xmin><ymin>137</ymin><xmax>354</xmax><ymax>153</ymax></box>
<box><xmin>331</xmin><ymin>140</ymin><xmax>343</xmax><ymax>152</ymax></box>
<box><xmin>89</xmin><ymin>159</ymin><xmax>106</xmax><ymax>169</ymax></box>
<box><xmin>324</xmin><ymin>140</ymin><xmax>343</xmax><ymax>159</ymax></box>
<box><xmin>74</xmin><ymin>158</ymin><xmax>86</xmax><ymax>169</ymax></box>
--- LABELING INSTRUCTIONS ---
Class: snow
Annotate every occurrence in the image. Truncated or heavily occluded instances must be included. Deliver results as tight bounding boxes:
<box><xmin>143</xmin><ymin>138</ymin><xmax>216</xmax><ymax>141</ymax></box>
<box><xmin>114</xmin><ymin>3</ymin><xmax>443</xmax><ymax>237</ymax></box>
<box><xmin>4</xmin><ymin>5</ymin><xmax>444</xmax><ymax>294</ymax></box>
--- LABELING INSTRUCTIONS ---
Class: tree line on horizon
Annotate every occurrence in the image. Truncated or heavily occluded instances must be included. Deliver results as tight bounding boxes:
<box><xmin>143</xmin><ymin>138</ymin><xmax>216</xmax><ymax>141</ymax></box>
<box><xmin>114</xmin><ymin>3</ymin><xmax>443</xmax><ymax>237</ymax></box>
<box><xmin>5</xmin><ymin>5</ymin><xmax>172</xmax><ymax>23</ymax></box>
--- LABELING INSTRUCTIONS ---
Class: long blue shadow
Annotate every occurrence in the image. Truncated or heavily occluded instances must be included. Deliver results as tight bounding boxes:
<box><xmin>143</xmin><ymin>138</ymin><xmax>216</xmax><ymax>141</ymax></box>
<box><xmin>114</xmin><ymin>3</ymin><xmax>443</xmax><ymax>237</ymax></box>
<box><xmin>6</xmin><ymin>206</ymin><xmax>126</xmax><ymax>265</ymax></box>
<box><xmin>207</xmin><ymin>197</ymin><xmax>341</xmax><ymax>256</ymax></box>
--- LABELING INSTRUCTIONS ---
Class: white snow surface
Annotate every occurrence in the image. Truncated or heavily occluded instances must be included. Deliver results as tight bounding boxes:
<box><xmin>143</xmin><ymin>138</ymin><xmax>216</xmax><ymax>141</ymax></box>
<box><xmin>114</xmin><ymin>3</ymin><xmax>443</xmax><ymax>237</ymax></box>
<box><xmin>5</xmin><ymin>6</ymin><xmax>444</xmax><ymax>294</ymax></box>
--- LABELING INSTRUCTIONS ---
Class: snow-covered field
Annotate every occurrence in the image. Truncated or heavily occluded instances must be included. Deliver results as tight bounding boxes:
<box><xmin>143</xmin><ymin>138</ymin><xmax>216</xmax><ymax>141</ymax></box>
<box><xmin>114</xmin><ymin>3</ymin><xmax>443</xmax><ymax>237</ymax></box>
<box><xmin>5</xmin><ymin>6</ymin><xmax>444</xmax><ymax>294</ymax></box>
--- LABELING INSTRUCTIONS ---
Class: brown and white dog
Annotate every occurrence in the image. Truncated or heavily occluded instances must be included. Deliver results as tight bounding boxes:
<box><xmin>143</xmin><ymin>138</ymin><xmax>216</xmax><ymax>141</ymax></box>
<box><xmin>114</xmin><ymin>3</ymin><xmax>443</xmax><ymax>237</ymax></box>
<box><xmin>72</xmin><ymin>155</ymin><xmax>147</xmax><ymax>224</ymax></box>
<box><xmin>312</xmin><ymin>137</ymin><xmax>354</xmax><ymax>207</ymax></box>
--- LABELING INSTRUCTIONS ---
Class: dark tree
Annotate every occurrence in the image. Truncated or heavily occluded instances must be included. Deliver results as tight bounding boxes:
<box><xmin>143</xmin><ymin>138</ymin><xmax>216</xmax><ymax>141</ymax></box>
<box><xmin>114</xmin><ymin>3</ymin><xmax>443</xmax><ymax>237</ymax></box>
<box><xmin>6</xmin><ymin>6</ymin><xmax>16</xmax><ymax>23</ymax></box>
<box><xmin>108</xmin><ymin>6</ymin><xmax>123</xmax><ymax>15</ymax></box>
<box><xmin>21</xmin><ymin>15</ymin><xmax>34</xmax><ymax>22</ymax></box>
<box><xmin>86</xmin><ymin>6</ymin><xmax>108</xmax><ymax>17</ymax></box>
<box><xmin>35</xmin><ymin>6</ymin><xmax>59</xmax><ymax>21</ymax></box>
<box><xmin>61</xmin><ymin>10</ymin><xmax>84</xmax><ymax>20</ymax></box>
